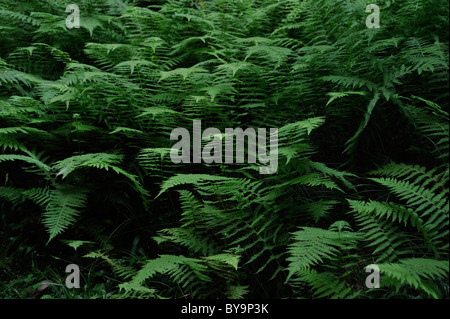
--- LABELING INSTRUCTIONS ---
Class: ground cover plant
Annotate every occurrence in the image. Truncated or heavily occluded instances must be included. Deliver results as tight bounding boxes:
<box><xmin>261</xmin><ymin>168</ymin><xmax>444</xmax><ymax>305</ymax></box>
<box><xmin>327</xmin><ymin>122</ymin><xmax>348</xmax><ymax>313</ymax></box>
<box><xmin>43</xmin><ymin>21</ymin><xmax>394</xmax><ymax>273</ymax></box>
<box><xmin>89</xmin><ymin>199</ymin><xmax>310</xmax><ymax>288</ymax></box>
<box><xmin>0</xmin><ymin>0</ymin><xmax>448</xmax><ymax>299</ymax></box>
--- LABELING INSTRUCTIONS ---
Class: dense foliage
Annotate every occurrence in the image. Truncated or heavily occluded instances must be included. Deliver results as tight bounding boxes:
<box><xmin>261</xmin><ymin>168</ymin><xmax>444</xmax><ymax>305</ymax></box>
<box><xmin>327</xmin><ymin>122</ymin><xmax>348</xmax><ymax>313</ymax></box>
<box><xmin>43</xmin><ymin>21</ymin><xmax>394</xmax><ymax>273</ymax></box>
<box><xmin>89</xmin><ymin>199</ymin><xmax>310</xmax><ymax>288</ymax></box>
<box><xmin>0</xmin><ymin>0</ymin><xmax>448</xmax><ymax>299</ymax></box>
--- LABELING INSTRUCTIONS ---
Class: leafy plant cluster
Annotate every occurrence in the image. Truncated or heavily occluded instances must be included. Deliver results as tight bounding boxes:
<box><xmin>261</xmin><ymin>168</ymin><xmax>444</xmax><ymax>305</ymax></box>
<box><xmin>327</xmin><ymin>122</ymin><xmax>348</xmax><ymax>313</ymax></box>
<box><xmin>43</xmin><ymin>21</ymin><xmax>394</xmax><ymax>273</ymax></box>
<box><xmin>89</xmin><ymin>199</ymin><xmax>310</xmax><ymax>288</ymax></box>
<box><xmin>0</xmin><ymin>0</ymin><xmax>448</xmax><ymax>299</ymax></box>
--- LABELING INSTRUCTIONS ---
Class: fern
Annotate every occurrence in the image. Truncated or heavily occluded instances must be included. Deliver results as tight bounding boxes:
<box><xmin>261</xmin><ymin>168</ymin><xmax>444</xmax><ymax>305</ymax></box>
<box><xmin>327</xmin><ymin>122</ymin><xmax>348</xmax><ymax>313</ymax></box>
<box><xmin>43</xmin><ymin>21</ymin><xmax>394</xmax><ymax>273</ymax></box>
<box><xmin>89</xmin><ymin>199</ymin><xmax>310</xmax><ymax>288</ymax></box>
<box><xmin>156</xmin><ymin>174</ymin><xmax>232</xmax><ymax>198</ymax></box>
<box><xmin>119</xmin><ymin>253</ymin><xmax>240</xmax><ymax>298</ymax></box>
<box><xmin>291</xmin><ymin>268</ymin><xmax>360</xmax><ymax>299</ymax></box>
<box><xmin>43</xmin><ymin>185</ymin><xmax>88</xmax><ymax>241</ymax></box>
<box><xmin>0</xmin><ymin>0</ymin><xmax>448</xmax><ymax>300</ymax></box>
<box><xmin>379</xmin><ymin>258</ymin><xmax>449</xmax><ymax>299</ymax></box>
<box><xmin>286</xmin><ymin>222</ymin><xmax>360</xmax><ymax>281</ymax></box>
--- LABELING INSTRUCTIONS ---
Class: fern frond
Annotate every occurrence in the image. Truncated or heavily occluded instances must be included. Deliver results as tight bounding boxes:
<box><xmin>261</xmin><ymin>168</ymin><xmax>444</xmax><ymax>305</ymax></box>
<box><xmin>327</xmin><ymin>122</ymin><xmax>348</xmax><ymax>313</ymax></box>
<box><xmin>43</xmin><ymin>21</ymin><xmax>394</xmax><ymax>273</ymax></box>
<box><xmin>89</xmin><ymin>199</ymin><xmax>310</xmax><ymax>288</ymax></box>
<box><xmin>291</xmin><ymin>268</ymin><xmax>360</xmax><ymax>299</ymax></box>
<box><xmin>156</xmin><ymin>174</ymin><xmax>232</xmax><ymax>198</ymax></box>
<box><xmin>0</xmin><ymin>152</ymin><xmax>51</xmax><ymax>174</ymax></box>
<box><xmin>286</xmin><ymin>225</ymin><xmax>360</xmax><ymax>280</ymax></box>
<box><xmin>43</xmin><ymin>186</ymin><xmax>88</xmax><ymax>241</ymax></box>
<box><xmin>379</xmin><ymin>258</ymin><xmax>449</xmax><ymax>299</ymax></box>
